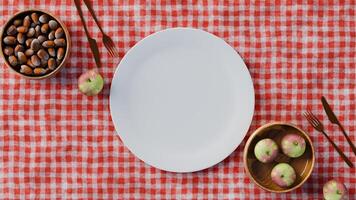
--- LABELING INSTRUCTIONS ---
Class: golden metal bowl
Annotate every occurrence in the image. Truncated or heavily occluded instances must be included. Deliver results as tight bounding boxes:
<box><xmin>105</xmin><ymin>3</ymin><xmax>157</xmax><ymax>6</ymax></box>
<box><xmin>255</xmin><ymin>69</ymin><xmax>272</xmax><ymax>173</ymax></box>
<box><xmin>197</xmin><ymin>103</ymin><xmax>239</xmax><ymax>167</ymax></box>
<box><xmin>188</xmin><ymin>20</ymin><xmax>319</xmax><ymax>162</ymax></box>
<box><xmin>243</xmin><ymin>122</ymin><xmax>315</xmax><ymax>193</ymax></box>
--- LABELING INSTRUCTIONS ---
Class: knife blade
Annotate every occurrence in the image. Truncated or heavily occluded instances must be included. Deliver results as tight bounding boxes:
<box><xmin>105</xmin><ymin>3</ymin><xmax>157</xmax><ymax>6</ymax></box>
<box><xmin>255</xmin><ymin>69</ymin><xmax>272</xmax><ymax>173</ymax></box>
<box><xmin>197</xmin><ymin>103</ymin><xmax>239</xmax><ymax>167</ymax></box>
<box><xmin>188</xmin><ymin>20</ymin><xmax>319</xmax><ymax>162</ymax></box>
<box><xmin>321</xmin><ymin>96</ymin><xmax>339</xmax><ymax>124</ymax></box>
<box><xmin>87</xmin><ymin>37</ymin><xmax>101</xmax><ymax>68</ymax></box>
<box><xmin>321</xmin><ymin>96</ymin><xmax>356</xmax><ymax>155</ymax></box>
<box><xmin>73</xmin><ymin>0</ymin><xmax>101</xmax><ymax>68</ymax></box>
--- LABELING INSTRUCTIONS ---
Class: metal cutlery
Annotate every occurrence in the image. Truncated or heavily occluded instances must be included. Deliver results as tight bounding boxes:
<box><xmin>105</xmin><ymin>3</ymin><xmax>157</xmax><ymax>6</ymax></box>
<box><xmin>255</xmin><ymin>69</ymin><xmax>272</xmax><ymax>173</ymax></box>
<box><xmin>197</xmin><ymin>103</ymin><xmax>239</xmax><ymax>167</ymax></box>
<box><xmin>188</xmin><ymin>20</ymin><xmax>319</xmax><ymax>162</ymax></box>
<box><xmin>73</xmin><ymin>0</ymin><xmax>101</xmax><ymax>68</ymax></box>
<box><xmin>82</xmin><ymin>0</ymin><xmax>119</xmax><ymax>57</ymax></box>
<box><xmin>321</xmin><ymin>96</ymin><xmax>356</xmax><ymax>156</ymax></box>
<box><xmin>303</xmin><ymin>110</ymin><xmax>353</xmax><ymax>168</ymax></box>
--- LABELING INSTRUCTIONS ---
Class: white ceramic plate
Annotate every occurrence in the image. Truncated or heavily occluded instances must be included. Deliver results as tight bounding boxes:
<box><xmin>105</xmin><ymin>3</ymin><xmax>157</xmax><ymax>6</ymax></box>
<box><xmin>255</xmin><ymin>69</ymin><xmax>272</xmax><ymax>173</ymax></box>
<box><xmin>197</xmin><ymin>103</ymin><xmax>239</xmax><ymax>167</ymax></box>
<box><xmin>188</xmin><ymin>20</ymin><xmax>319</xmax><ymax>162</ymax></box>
<box><xmin>110</xmin><ymin>28</ymin><xmax>254</xmax><ymax>172</ymax></box>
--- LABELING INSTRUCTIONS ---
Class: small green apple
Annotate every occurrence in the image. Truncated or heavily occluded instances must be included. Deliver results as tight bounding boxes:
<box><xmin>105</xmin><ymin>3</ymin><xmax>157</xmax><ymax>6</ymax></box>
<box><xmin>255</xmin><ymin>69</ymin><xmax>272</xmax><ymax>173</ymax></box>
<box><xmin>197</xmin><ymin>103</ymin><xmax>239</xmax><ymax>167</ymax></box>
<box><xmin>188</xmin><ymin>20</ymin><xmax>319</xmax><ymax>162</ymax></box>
<box><xmin>281</xmin><ymin>134</ymin><xmax>306</xmax><ymax>158</ymax></box>
<box><xmin>323</xmin><ymin>179</ymin><xmax>348</xmax><ymax>200</ymax></box>
<box><xmin>78</xmin><ymin>69</ymin><xmax>104</xmax><ymax>96</ymax></box>
<box><xmin>271</xmin><ymin>163</ymin><xmax>296</xmax><ymax>187</ymax></box>
<box><xmin>254</xmin><ymin>138</ymin><xmax>278</xmax><ymax>163</ymax></box>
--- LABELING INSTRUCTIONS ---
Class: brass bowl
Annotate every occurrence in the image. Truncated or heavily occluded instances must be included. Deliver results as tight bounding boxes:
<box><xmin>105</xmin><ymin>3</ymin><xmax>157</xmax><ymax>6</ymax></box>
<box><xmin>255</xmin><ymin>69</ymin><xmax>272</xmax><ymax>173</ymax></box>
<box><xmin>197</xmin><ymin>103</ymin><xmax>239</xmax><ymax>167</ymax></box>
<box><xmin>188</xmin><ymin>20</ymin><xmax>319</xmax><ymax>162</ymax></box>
<box><xmin>0</xmin><ymin>9</ymin><xmax>71</xmax><ymax>80</ymax></box>
<box><xmin>243</xmin><ymin>122</ymin><xmax>315</xmax><ymax>193</ymax></box>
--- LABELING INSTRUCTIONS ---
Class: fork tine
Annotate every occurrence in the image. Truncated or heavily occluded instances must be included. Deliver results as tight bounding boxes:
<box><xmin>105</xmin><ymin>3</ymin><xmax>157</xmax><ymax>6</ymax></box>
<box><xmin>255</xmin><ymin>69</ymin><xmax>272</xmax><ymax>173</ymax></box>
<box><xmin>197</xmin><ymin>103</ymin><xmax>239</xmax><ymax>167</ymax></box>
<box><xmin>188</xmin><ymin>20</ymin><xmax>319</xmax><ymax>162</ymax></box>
<box><xmin>310</xmin><ymin>111</ymin><xmax>319</xmax><ymax>122</ymax></box>
<box><xmin>113</xmin><ymin>46</ymin><xmax>119</xmax><ymax>57</ymax></box>
<box><xmin>303</xmin><ymin>111</ymin><xmax>311</xmax><ymax>121</ymax></box>
<box><xmin>108</xmin><ymin>39</ymin><xmax>119</xmax><ymax>57</ymax></box>
<box><xmin>108</xmin><ymin>48</ymin><xmax>115</xmax><ymax>57</ymax></box>
<box><xmin>108</xmin><ymin>45</ymin><xmax>117</xmax><ymax>57</ymax></box>
<box><xmin>303</xmin><ymin>112</ymin><xmax>312</xmax><ymax>124</ymax></box>
<box><xmin>108</xmin><ymin>49</ymin><xmax>114</xmax><ymax>57</ymax></box>
<box><xmin>107</xmin><ymin>41</ymin><xmax>118</xmax><ymax>57</ymax></box>
<box><xmin>306</xmin><ymin>110</ymin><xmax>311</xmax><ymax>117</ymax></box>
<box><xmin>102</xmin><ymin>37</ymin><xmax>114</xmax><ymax>56</ymax></box>
<box><xmin>107</xmin><ymin>38</ymin><xmax>119</xmax><ymax>57</ymax></box>
<box><xmin>303</xmin><ymin>112</ymin><xmax>309</xmax><ymax>121</ymax></box>
<box><xmin>304</xmin><ymin>111</ymin><xmax>317</xmax><ymax>128</ymax></box>
<box><xmin>306</xmin><ymin>110</ymin><xmax>324</xmax><ymax>131</ymax></box>
<box><xmin>309</xmin><ymin>112</ymin><xmax>319</xmax><ymax>126</ymax></box>
<box><xmin>308</xmin><ymin>111</ymin><xmax>320</xmax><ymax>126</ymax></box>
<box><xmin>305</xmin><ymin>111</ymin><xmax>313</xmax><ymax>122</ymax></box>
<box><xmin>107</xmin><ymin>38</ymin><xmax>114</xmax><ymax>46</ymax></box>
<box><xmin>306</xmin><ymin>110</ymin><xmax>314</xmax><ymax>121</ymax></box>
<box><xmin>104</xmin><ymin>42</ymin><xmax>115</xmax><ymax>57</ymax></box>
<box><xmin>104</xmin><ymin>38</ymin><xmax>114</xmax><ymax>54</ymax></box>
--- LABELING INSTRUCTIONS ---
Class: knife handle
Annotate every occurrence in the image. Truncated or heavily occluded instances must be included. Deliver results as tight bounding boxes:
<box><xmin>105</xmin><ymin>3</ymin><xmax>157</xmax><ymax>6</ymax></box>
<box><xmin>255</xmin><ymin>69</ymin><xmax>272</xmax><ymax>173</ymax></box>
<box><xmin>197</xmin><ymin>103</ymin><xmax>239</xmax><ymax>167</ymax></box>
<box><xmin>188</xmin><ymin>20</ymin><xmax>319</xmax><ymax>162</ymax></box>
<box><xmin>322</xmin><ymin>130</ymin><xmax>354</xmax><ymax>168</ymax></box>
<box><xmin>338</xmin><ymin>123</ymin><xmax>356</xmax><ymax>156</ymax></box>
<box><xmin>82</xmin><ymin>0</ymin><xmax>104</xmax><ymax>34</ymax></box>
<box><xmin>74</xmin><ymin>0</ymin><xmax>101</xmax><ymax>69</ymax></box>
<box><xmin>73</xmin><ymin>0</ymin><xmax>91</xmax><ymax>38</ymax></box>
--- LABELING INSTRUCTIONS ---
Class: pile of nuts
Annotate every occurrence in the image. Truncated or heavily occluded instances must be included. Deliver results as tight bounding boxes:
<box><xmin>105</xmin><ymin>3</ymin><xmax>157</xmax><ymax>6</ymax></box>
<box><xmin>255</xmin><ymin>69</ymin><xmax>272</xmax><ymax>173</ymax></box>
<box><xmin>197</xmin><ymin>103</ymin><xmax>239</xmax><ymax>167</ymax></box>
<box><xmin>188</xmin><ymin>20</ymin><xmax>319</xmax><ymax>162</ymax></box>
<box><xmin>1</xmin><ymin>11</ymin><xmax>67</xmax><ymax>76</ymax></box>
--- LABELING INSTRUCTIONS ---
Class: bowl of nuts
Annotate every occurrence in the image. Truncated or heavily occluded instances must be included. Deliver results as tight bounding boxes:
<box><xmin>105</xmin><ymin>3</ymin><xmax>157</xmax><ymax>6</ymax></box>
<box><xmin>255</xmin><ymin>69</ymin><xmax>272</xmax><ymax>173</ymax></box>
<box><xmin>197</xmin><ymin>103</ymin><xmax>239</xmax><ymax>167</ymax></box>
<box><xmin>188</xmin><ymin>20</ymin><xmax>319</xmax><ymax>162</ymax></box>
<box><xmin>0</xmin><ymin>9</ymin><xmax>70</xmax><ymax>79</ymax></box>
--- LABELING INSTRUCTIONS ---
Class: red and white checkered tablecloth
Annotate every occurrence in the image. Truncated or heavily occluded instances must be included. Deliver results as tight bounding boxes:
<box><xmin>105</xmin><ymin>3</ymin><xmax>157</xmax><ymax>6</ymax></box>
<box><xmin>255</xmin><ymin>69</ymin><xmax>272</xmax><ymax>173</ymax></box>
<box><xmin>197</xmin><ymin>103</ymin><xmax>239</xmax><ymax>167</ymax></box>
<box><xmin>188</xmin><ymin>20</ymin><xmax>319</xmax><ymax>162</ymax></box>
<box><xmin>0</xmin><ymin>0</ymin><xmax>355</xmax><ymax>199</ymax></box>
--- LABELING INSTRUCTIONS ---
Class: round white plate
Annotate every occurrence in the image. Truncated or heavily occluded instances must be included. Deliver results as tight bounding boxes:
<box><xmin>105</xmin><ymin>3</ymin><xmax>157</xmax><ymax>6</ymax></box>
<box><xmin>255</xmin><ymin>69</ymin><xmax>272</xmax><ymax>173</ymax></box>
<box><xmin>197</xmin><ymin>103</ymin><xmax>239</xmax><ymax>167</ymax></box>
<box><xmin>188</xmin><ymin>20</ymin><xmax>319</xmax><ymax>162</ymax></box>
<box><xmin>110</xmin><ymin>28</ymin><xmax>254</xmax><ymax>172</ymax></box>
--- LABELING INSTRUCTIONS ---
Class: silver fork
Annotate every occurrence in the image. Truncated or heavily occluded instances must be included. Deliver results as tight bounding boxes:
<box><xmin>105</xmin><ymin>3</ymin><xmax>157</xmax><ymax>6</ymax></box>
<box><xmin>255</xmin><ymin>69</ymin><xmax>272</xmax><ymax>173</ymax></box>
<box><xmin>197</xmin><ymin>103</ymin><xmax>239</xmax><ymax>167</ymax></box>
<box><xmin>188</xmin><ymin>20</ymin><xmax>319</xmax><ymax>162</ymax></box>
<box><xmin>303</xmin><ymin>111</ymin><xmax>353</xmax><ymax>168</ymax></box>
<box><xmin>83</xmin><ymin>0</ymin><xmax>119</xmax><ymax>57</ymax></box>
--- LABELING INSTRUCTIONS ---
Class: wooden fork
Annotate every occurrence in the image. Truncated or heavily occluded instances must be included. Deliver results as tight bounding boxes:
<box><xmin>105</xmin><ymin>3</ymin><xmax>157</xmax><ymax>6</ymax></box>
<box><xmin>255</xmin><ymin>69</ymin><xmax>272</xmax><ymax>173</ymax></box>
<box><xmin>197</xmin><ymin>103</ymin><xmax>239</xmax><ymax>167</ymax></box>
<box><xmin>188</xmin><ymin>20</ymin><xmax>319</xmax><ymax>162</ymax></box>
<box><xmin>303</xmin><ymin>110</ymin><xmax>353</xmax><ymax>168</ymax></box>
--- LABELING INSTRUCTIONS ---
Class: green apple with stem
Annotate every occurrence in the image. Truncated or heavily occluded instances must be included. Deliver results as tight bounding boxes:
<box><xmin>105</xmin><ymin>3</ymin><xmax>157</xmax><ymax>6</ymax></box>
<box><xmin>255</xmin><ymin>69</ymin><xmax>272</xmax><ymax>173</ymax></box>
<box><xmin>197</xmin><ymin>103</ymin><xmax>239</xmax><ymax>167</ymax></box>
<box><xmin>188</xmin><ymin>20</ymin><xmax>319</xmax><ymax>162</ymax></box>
<box><xmin>271</xmin><ymin>163</ymin><xmax>296</xmax><ymax>187</ymax></box>
<box><xmin>78</xmin><ymin>69</ymin><xmax>104</xmax><ymax>96</ymax></box>
<box><xmin>323</xmin><ymin>179</ymin><xmax>348</xmax><ymax>200</ymax></box>
<box><xmin>254</xmin><ymin>138</ymin><xmax>278</xmax><ymax>163</ymax></box>
<box><xmin>281</xmin><ymin>134</ymin><xmax>306</xmax><ymax>158</ymax></box>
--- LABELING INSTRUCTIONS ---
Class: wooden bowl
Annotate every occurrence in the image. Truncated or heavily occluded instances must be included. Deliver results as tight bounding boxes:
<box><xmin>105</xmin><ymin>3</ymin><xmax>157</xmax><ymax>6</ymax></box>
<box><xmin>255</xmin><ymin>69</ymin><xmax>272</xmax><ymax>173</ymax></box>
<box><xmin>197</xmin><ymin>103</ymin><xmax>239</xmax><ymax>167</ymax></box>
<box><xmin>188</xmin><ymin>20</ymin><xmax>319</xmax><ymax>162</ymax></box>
<box><xmin>0</xmin><ymin>9</ymin><xmax>71</xmax><ymax>80</ymax></box>
<box><xmin>243</xmin><ymin>122</ymin><xmax>315</xmax><ymax>193</ymax></box>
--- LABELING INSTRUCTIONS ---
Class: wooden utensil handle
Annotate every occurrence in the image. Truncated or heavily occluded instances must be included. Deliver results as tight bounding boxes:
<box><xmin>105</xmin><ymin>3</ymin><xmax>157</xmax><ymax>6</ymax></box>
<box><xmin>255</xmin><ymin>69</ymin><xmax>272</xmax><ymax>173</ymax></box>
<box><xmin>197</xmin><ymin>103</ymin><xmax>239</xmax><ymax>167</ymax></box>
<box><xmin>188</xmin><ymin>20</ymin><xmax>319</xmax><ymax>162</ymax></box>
<box><xmin>322</xmin><ymin>130</ymin><xmax>354</xmax><ymax>168</ymax></box>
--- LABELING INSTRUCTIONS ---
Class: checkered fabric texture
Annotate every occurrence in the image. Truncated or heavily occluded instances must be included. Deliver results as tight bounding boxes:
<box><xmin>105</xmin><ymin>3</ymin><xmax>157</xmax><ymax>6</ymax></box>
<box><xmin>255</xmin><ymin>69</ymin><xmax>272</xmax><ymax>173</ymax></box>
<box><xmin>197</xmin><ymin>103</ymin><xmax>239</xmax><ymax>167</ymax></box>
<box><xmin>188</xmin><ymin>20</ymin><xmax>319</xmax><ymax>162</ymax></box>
<box><xmin>0</xmin><ymin>0</ymin><xmax>355</xmax><ymax>199</ymax></box>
